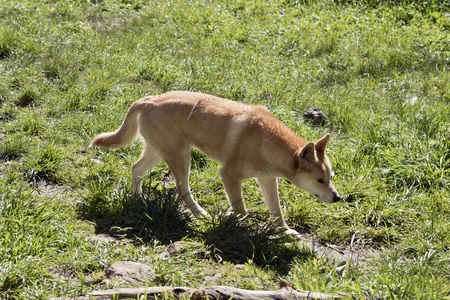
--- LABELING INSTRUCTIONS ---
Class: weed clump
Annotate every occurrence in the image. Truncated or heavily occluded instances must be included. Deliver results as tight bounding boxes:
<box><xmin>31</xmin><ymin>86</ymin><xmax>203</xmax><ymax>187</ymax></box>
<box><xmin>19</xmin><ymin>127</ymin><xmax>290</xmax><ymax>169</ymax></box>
<box><xmin>15</xmin><ymin>89</ymin><xmax>39</xmax><ymax>107</ymax></box>
<box><xmin>0</xmin><ymin>29</ymin><xmax>16</xmax><ymax>60</ymax></box>
<box><xmin>0</xmin><ymin>134</ymin><xmax>28</xmax><ymax>161</ymax></box>
<box><xmin>23</xmin><ymin>144</ymin><xmax>65</xmax><ymax>184</ymax></box>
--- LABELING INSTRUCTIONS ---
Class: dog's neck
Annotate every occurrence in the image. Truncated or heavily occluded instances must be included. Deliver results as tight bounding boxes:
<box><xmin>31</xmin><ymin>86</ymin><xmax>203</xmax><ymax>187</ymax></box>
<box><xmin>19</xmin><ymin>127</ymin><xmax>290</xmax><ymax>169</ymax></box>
<box><xmin>261</xmin><ymin>130</ymin><xmax>307</xmax><ymax>179</ymax></box>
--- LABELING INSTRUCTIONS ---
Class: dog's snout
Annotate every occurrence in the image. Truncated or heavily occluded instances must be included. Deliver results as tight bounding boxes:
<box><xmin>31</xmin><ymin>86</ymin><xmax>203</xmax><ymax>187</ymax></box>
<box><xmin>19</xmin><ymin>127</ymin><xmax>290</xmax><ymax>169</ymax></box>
<box><xmin>332</xmin><ymin>194</ymin><xmax>341</xmax><ymax>203</ymax></box>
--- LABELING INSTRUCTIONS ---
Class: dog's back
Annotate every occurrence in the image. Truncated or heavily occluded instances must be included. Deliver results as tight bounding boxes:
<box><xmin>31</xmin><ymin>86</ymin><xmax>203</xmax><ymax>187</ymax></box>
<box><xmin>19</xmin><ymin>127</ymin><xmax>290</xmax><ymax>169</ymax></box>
<box><xmin>138</xmin><ymin>92</ymin><xmax>306</xmax><ymax>170</ymax></box>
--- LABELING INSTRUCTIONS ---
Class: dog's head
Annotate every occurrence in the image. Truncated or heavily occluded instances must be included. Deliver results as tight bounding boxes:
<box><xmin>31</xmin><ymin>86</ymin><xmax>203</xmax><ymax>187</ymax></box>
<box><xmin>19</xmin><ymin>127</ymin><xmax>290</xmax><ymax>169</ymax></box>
<box><xmin>291</xmin><ymin>133</ymin><xmax>341</xmax><ymax>204</ymax></box>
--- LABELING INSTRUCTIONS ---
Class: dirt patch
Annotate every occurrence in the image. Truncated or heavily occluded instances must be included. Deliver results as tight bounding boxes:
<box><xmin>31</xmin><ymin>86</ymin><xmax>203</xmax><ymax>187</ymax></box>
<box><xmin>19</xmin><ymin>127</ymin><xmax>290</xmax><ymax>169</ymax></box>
<box><xmin>90</xmin><ymin>233</ymin><xmax>123</xmax><ymax>243</ymax></box>
<box><xmin>297</xmin><ymin>233</ymin><xmax>380</xmax><ymax>263</ymax></box>
<box><xmin>33</xmin><ymin>181</ymin><xmax>67</xmax><ymax>199</ymax></box>
<box><xmin>89</xmin><ymin>231</ymin><xmax>133</xmax><ymax>245</ymax></box>
<box><xmin>48</xmin><ymin>267</ymin><xmax>76</xmax><ymax>281</ymax></box>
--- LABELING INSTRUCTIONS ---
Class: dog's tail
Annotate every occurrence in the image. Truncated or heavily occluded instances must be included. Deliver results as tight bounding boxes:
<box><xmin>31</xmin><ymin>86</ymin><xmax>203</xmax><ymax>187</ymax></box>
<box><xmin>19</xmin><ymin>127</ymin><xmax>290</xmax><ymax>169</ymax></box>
<box><xmin>90</xmin><ymin>101</ymin><xmax>145</xmax><ymax>148</ymax></box>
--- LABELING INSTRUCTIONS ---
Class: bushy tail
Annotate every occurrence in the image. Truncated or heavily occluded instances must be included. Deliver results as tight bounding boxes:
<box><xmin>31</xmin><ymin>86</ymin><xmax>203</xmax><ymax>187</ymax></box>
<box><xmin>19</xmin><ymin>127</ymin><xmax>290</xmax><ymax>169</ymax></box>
<box><xmin>90</xmin><ymin>101</ymin><xmax>144</xmax><ymax>148</ymax></box>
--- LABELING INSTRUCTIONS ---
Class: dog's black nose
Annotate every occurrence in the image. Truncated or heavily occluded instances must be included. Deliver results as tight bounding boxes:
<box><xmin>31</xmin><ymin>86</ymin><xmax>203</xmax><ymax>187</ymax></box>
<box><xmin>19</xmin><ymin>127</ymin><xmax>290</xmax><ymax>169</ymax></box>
<box><xmin>333</xmin><ymin>194</ymin><xmax>341</xmax><ymax>202</ymax></box>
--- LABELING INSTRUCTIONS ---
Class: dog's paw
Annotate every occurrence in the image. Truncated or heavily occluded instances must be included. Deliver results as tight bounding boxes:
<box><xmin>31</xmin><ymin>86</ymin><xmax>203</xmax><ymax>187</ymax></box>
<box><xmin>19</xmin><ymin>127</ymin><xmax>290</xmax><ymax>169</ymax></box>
<box><xmin>224</xmin><ymin>210</ymin><xmax>247</xmax><ymax>217</ymax></box>
<box><xmin>192</xmin><ymin>207</ymin><xmax>209</xmax><ymax>218</ymax></box>
<box><xmin>283</xmin><ymin>228</ymin><xmax>302</xmax><ymax>240</ymax></box>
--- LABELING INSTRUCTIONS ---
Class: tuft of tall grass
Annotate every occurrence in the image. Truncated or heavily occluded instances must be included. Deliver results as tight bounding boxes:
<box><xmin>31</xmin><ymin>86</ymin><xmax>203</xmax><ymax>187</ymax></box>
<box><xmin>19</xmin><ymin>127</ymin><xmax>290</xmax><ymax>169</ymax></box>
<box><xmin>15</xmin><ymin>88</ymin><xmax>40</xmax><ymax>107</ymax></box>
<box><xmin>79</xmin><ymin>180</ymin><xmax>193</xmax><ymax>244</ymax></box>
<box><xmin>0</xmin><ymin>134</ymin><xmax>29</xmax><ymax>161</ymax></box>
<box><xmin>23</xmin><ymin>144</ymin><xmax>65</xmax><ymax>183</ymax></box>
<box><xmin>0</xmin><ymin>29</ymin><xmax>16</xmax><ymax>59</ymax></box>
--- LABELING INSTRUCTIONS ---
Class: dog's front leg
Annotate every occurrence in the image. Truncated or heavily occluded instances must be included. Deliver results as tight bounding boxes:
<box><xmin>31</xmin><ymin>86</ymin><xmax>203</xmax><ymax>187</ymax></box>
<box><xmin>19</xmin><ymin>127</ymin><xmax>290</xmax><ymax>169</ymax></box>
<box><xmin>220</xmin><ymin>170</ymin><xmax>246</xmax><ymax>215</ymax></box>
<box><xmin>256</xmin><ymin>177</ymin><xmax>301</xmax><ymax>239</ymax></box>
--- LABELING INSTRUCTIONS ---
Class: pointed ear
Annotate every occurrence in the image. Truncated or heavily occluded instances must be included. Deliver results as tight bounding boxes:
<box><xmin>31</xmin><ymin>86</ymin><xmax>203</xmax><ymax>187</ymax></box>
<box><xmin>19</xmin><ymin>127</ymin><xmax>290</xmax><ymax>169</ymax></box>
<box><xmin>315</xmin><ymin>133</ymin><xmax>330</xmax><ymax>152</ymax></box>
<box><xmin>298</xmin><ymin>142</ymin><xmax>316</xmax><ymax>166</ymax></box>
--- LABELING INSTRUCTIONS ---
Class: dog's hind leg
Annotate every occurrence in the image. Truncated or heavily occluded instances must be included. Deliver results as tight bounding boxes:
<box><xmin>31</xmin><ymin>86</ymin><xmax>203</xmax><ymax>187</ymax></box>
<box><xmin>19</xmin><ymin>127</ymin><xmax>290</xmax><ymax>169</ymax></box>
<box><xmin>163</xmin><ymin>144</ymin><xmax>208</xmax><ymax>218</ymax></box>
<box><xmin>132</xmin><ymin>144</ymin><xmax>162</xmax><ymax>194</ymax></box>
<box><xmin>256</xmin><ymin>177</ymin><xmax>301</xmax><ymax>239</ymax></box>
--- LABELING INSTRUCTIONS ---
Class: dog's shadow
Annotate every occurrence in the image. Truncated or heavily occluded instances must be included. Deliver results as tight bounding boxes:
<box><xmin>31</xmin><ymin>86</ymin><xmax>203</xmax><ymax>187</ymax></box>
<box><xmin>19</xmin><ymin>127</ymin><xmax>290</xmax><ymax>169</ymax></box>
<box><xmin>79</xmin><ymin>185</ymin><xmax>313</xmax><ymax>274</ymax></box>
<box><xmin>197</xmin><ymin>212</ymin><xmax>313</xmax><ymax>274</ymax></box>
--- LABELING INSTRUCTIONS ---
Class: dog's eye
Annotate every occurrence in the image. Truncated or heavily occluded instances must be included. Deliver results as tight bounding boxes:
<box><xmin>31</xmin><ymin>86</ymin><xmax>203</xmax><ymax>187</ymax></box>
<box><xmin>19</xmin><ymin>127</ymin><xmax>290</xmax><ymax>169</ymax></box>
<box><xmin>317</xmin><ymin>179</ymin><xmax>325</xmax><ymax>184</ymax></box>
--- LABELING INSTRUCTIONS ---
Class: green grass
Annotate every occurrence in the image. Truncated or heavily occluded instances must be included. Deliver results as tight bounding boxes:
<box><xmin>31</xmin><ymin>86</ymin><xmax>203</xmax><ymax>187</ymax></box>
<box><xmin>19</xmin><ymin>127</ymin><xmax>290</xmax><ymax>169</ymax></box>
<box><xmin>0</xmin><ymin>0</ymin><xmax>449</xmax><ymax>299</ymax></box>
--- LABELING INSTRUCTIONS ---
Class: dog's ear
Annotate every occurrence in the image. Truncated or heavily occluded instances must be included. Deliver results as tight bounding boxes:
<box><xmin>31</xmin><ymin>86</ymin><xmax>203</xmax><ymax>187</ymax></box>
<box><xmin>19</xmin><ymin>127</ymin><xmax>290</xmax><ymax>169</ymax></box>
<box><xmin>298</xmin><ymin>142</ymin><xmax>316</xmax><ymax>166</ymax></box>
<box><xmin>315</xmin><ymin>133</ymin><xmax>330</xmax><ymax>152</ymax></box>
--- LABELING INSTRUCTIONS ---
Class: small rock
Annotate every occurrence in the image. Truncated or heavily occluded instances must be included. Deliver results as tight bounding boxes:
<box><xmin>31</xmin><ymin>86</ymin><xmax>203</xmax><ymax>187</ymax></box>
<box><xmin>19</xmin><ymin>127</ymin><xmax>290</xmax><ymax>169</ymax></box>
<box><xmin>105</xmin><ymin>261</ymin><xmax>155</xmax><ymax>285</ymax></box>
<box><xmin>191</xmin><ymin>290</ymin><xmax>208</xmax><ymax>300</ymax></box>
<box><xmin>167</xmin><ymin>241</ymin><xmax>185</xmax><ymax>254</ymax></box>
<box><xmin>303</xmin><ymin>107</ymin><xmax>326</xmax><ymax>126</ymax></box>
<box><xmin>203</xmin><ymin>272</ymin><xmax>220</xmax><ymax>284</ymax></box>
<box><xmin>280</xmin><ymin>280</ymin><xmax>295</xmax><ymax>289</ymax></box>
<box><xmin>158</xmin><ymin>241</ymin><xmax>185</xmax><ymax>259</ymax></box>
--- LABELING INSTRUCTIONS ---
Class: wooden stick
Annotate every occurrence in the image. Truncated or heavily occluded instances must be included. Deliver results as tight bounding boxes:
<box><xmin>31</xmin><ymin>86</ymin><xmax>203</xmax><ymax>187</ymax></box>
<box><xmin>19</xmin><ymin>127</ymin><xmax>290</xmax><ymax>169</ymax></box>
<box><xmin>52</xmin><ymin>284</ymin><xmax>345</xmax><ymax>300</ymax></box>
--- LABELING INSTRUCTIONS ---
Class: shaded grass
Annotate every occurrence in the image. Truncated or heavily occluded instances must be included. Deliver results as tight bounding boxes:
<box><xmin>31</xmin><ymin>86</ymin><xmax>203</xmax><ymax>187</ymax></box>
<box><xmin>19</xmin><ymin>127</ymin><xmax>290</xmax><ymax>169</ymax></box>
<box><xmin>198</xmin><ymin>212</ymin><xmax>311</xmax><ymax>273</ymax></box>
<box><xmin>79</xmin><ymin>181</ymin><xmax>193</xmax><ymax>244</ymax></box>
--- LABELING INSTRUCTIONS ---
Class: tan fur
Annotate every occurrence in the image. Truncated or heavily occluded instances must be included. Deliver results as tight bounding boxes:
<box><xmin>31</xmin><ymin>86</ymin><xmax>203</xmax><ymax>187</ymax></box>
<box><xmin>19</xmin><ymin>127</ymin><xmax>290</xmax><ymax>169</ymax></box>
<box><xmin>91</xmin><ymin>91</ymin><xmax>340</xmax><ymax>238</ymax></box>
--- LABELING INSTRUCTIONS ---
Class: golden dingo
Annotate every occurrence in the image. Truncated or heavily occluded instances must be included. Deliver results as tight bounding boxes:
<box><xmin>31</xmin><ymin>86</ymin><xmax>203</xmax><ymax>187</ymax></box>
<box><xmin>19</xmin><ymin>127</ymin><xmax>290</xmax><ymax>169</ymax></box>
<box><xmin>91</xmin><ymin>91</ymin><xmax>340</xmax><ymax>238</ymax></box>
